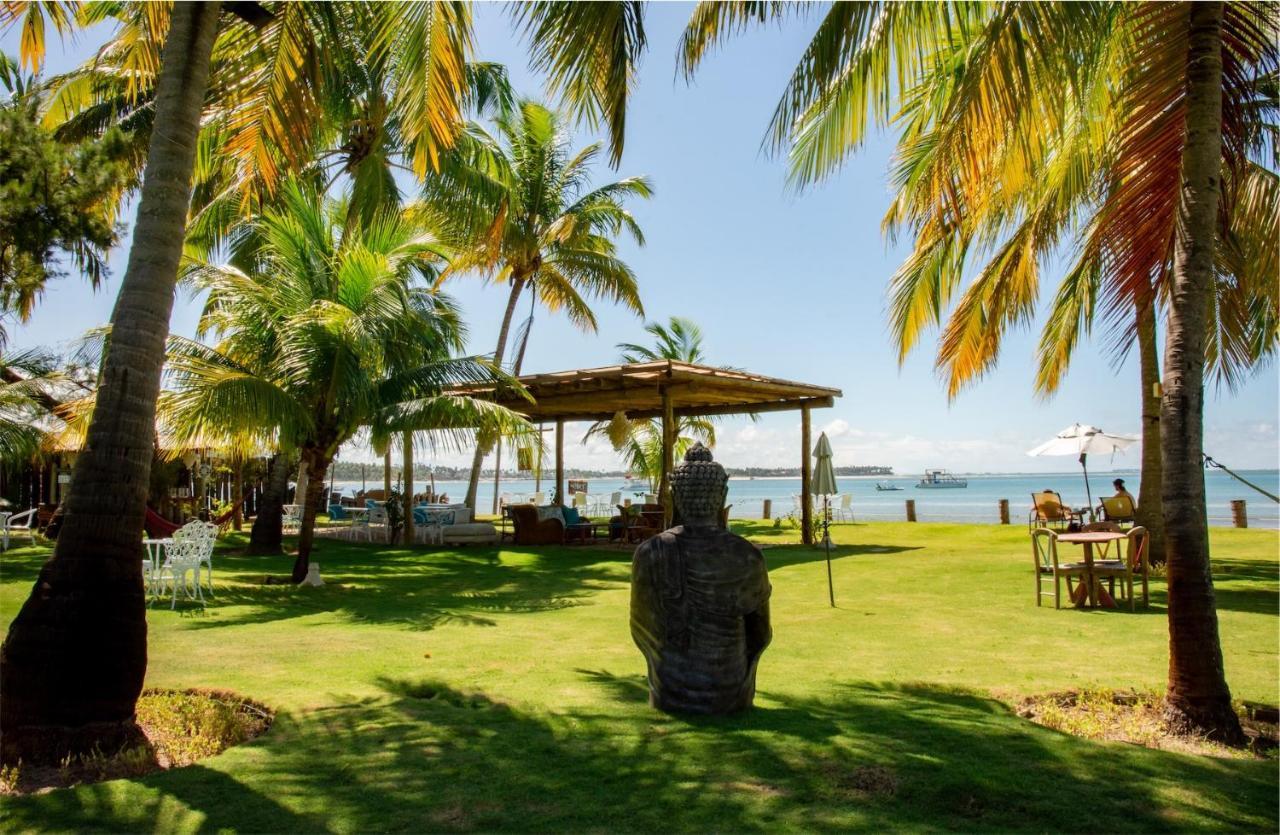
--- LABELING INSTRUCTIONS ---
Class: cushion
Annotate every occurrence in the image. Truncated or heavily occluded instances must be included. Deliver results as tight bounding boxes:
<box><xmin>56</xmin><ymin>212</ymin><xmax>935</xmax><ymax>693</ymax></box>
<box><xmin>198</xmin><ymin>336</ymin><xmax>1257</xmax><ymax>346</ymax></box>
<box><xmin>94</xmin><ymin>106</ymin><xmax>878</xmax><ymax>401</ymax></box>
<box><xmin>562</xmin><ymin>506</ymin><xmax>581</xmax><ymax>526</ymax></box>
<box><xmin>536</xmin><ymin>505</ymin><xmax>562</xmax><ymax>524</ymax></box>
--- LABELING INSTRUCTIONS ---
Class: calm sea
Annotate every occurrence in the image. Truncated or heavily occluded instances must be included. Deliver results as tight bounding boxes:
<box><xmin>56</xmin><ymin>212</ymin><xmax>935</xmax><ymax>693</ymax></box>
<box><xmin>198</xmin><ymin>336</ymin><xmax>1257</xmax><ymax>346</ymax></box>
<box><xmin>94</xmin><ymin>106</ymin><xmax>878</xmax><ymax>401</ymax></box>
<box><xmin>329</xmin><ymin>469</ymin><xmax>1280</xmax><ymax>529</ymax></box>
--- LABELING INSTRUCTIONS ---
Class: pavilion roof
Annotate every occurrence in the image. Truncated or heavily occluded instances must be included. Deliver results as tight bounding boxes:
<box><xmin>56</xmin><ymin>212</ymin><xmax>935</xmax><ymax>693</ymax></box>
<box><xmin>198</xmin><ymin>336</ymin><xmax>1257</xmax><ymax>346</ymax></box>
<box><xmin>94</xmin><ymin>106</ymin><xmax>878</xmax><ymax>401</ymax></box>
<box><xmin>450</xmin><ymin>360</ymin><xmax>841</xmax><ymax>423</ymax></box>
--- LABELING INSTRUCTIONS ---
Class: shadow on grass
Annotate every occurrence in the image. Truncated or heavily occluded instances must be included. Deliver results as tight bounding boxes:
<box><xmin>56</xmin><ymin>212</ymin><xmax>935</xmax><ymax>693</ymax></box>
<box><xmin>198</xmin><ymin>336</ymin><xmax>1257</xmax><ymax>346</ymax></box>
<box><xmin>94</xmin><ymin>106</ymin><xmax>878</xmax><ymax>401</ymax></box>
<box><xmin>171</xmin><ymin>539</ymin><xmax>631</xmax><ymax>633</ymax></box>
<box><xmin>6</xmin><ymin>677</ymin><xmax>1275</xmax><ymax>832</ymax></box>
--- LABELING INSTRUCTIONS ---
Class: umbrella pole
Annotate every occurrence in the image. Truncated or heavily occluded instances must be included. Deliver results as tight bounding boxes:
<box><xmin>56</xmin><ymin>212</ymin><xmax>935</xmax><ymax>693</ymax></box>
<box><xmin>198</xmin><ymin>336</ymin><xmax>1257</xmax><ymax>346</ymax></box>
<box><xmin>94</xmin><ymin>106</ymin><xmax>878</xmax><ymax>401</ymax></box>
<box><xmin>1079</xmin><ymin>453</ymin><xmax>1093</xmax><ymax>516</ymax></box>
<box><xmin>824</xmin><ymin>496</ymin><xmax>835</xmax><ymax>607</ymax></box>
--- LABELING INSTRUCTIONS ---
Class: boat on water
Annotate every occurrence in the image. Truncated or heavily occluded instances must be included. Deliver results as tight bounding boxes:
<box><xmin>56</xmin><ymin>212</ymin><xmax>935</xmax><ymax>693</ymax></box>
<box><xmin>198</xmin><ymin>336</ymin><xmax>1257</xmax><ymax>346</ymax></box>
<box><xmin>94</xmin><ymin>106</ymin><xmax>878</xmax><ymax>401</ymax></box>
<box><xmin>875</xmin><ymin>481</ymin><xmax>903</xmax><ymax>491</ymax></box>
<box><xmin>916</xmin><ymin>469</ymin><xmax>969</xmax><ymax>489</ymax></box>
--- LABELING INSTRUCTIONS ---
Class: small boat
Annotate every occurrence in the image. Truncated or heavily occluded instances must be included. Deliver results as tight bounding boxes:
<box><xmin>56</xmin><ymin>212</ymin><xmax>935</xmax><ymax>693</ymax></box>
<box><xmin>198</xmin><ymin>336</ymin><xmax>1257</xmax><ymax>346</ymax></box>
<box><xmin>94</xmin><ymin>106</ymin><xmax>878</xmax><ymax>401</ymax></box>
<box><xmin>875</xmin><ymin>481</ymin><xmax>903</xmax><ymax>491</ymax></box>
<box><xmin>916</xmin><ymin>469</ymin><xmax>968</xmax><ymax>489</ymax></box>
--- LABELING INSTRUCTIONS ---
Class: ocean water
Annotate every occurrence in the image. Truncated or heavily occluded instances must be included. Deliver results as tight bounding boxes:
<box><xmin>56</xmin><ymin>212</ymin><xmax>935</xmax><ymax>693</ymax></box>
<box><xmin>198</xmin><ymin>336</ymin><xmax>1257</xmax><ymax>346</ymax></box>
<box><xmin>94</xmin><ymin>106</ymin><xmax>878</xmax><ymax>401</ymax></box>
<box><xmin>329</xmin><ymin>469</ymin><xmax>1280</xmax><ymax>529</ymax></box>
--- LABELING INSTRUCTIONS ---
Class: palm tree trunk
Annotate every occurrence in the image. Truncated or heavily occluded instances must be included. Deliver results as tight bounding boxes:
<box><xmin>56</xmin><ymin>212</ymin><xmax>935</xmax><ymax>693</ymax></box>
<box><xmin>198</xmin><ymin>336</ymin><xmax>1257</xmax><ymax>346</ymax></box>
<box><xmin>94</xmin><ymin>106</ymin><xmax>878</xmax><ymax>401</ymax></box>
<box><xmin>292</xmin><ymin>451</ymin><xmax>332</xmax><ymax>583</ymax></box>
<box><xmin>295</xmin><ymin>455</ymin><xmax>310</xmax><ymax>508</ymax></box>
<box><xmin>248</xmin><ymin>451</ymin><xmax>290</xmax><ymax>555</ymax></box>
<box><xmin>402</xmin><ymin>432</ymin><xmax>414</xmax><ymax>544</ymax></box>
<box><xmin>0</xmin><ymin>0</ymin><xmax>222</xmax><ymax>766</ymax></box>
<box><xmin>1161</xmin><ymin>1</ymin><xmax>1243</xmax><ymax>745</ymax></box>
<box><xmin>1135</xmin><ymin>295</ymin><xmax>1166</xmax><ymax>565</ymax></box>
<box><xmin>464</xmin><ymin>275</ymin><xmax>527</xmax><ymax>509</ymax></box>
<box><xmin>232</xmin><ymin>457</ymin><xmax>244</xmax><ymax>531</ymax></box>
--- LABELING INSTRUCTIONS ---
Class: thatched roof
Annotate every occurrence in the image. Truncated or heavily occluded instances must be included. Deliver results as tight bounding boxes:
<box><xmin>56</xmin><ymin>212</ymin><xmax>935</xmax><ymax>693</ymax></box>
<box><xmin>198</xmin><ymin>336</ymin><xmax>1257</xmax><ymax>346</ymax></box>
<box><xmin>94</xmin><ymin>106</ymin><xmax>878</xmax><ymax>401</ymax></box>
<box><xmin>449</xmin><ymin>360</ymin><xmax>841</xmax><ymax>422</ymax></box>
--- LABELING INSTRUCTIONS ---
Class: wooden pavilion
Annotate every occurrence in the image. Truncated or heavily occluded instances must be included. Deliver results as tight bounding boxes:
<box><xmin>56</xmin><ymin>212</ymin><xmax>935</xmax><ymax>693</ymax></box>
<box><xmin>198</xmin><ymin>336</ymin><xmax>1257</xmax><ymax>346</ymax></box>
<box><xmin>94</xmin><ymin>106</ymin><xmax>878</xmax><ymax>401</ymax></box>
<box><xmin>449</xmin><ymin>360</ymin><xmax>842</xmax><ymax>545</ymax></box>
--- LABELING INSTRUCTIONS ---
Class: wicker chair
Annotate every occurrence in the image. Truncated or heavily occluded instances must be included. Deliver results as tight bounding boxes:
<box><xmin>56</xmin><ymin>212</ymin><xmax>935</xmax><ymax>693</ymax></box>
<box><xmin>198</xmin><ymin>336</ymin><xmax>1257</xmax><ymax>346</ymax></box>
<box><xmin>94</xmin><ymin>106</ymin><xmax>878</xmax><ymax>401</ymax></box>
<box><xmin>509</xmin><ymin>505</ymin><xmax>566</xmax><ymax>545</ymax></box>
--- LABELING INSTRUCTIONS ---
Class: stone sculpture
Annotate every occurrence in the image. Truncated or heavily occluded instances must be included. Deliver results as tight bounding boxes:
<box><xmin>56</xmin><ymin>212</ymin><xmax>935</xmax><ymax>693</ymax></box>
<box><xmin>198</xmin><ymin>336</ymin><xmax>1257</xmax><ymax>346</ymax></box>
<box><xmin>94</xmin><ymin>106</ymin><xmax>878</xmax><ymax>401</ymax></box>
<box><xmin>630</xmin><ymin>443</ymin><xmax>772</xmax><ymax>714</ymax></box>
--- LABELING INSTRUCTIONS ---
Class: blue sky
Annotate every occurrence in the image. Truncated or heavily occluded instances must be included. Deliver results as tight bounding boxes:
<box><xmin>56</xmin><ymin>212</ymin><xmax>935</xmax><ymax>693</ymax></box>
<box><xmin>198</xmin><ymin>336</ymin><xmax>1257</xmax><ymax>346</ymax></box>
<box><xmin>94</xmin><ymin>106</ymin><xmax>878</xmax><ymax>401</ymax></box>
<box><xmin>5</xmin><ymin>3</ymin><xmax>1277</xmax><ymax>474</ymax></box>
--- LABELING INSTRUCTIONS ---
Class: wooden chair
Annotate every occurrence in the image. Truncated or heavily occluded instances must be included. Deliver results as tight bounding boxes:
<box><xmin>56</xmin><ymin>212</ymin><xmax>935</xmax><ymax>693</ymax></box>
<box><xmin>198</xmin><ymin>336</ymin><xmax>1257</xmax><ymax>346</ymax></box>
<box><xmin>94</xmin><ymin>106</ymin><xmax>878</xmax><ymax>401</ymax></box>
<box><xmin>1093</xmin><ymin>526</ymin><xmax>1150</xmax><ymax>610</ymax></box>
<box><xmin>1029</xmin><ymin>491</ymin><xmax>1082</xmax><ymax>531</ymax></box>
<box><xmin>1031</xmin><ymin>528</ymin><xmax>1089</xmax><ymax>609</ymax></box>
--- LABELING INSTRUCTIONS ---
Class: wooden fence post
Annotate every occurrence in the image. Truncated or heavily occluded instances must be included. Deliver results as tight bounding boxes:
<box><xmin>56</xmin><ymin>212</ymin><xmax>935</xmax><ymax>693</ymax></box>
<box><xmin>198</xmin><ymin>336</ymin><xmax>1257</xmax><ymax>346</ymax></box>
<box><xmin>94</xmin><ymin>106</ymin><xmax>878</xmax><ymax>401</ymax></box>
<box><xmin>999</xmin><ymin>499</ymin><xmax>1010</xmax><ymax>525</ymax></box>
<box><xmin>1231</xmin><ymin>499</ymin><xmax>1248</xmax><ymax>528</ymax></box>
<box><xmin>906</xmin><ymin>499</ymin><xmax>917</xmax><ymax>522</ymax></box>
<box><xmin>762</xmin><ymin>498</ymin><xmax>772</xmax><ymax>520</ymax></box>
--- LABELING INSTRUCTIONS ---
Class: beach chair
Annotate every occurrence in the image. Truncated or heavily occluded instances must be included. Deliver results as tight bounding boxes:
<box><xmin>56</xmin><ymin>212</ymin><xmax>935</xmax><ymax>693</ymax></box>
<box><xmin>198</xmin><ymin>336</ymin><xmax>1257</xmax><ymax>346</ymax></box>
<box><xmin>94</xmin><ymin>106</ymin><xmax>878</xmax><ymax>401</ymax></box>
<box><xmin>832</xmin><ymin>494</ymin><xmax>854</xmax><ymax>522</ymax></box>
<box><xmin>1028</xmin><ymin>491</ymin><xmax>1081</xmax><ymax>531</ymax></box>
<box><xmin>2</xmin><ymin>508</ymin><xmax>38</xmax><ymax>550</ymax></box>
<box><xmin>1093</xmin><ymin>526</ymin><xmax>1150</xmax><ymax>610</ymax></box>
<box><xmin>1097</xmin><ymin>494</ymin><xmax>1136</xmax><ymax>527</ymax></box>
<box><xmin>1031</xmin><ymin>528</ymin><xmax>1089</xmax><ymax>609</ymax></box>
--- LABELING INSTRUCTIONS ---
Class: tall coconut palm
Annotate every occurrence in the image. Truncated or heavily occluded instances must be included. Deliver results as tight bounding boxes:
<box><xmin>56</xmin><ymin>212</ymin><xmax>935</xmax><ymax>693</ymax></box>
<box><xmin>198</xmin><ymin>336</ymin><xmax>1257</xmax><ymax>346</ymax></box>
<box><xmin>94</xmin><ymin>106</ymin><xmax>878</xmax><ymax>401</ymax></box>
<box><xmin>426</xmin><ymin>100</ymin><xmax>651</xmax><ymax>509</ymax></box>
<box><xmin>0</xmin><ymin>0</ymin><xmax>643</xmax><ymax>765</ymax></box>
<box><xmin>168</xmin><ymin>181</ymin><xmax>531</xmax><ymax>582</ymax></box>
<box><xmin>586</xmin><ymin>317</ymin><xmax>717</xmax><ymax>492</ymax></box>
<box><xmin>680</xmin><ymin>0</ymin><xmax>1276</xmax><ymax>742</ymax></box>
<box><xmin>0</xmin><ymin>0</ymin><xmax>222</xmax><ymax>766</ymax></box>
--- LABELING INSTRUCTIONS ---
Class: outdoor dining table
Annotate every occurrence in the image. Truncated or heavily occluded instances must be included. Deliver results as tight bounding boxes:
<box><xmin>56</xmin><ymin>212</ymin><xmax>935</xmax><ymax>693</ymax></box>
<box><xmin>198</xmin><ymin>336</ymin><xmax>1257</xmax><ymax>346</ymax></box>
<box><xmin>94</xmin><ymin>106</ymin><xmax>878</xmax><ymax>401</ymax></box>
<box><xmin>1056</xmin><ymin>530</ymin><xmax>1126</xmax><ymax>609</ymax></box>
<box><xmin>142</xmin><ymin>537</ymin><xmax>173</xmax><ymax>598</ymax></box>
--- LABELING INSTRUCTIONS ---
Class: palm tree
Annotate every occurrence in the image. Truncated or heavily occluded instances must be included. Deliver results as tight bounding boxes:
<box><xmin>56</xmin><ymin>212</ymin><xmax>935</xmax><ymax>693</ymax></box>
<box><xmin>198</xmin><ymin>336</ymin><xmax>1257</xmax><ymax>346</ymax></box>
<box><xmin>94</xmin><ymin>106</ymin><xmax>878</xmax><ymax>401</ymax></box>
<box><xmin>0</xmin><ymin>0</ymin><xmax>645</xmax><ymax>765</ymax></box>
<box><xmin>426</xmin><ymin>100</ymin><xmax>651</xmax><ymax>509</ymax></box>
<box><xmin>168</xmin><ymin>181</ymin><xmax>530</xmax><ymax>582</ymax></box>
<box><xmin>0</xmin><ymin>0</ymin><xmax>221</xmax><ymax>766</ymax></box>
<box><xmin>679</xmin><ymin>1</ymin><xmax>1276</xmax><ymax>742</ymax></box>
<box><xmin>586</xmin><ymin>318</ymin><xmax>717</xmax><ymax>492</ymax></box>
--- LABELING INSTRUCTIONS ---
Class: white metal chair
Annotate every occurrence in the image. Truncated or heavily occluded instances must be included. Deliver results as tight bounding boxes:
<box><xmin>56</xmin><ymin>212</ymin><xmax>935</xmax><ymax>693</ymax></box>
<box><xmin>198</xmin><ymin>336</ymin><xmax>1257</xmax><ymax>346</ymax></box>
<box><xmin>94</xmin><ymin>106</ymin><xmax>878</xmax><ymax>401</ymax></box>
<box><xmin>573</xmin><ymin>491</ymin><xmax>589</xmax><ymax>514</ymax></box>
<box><xmin>531</xmin><ymin>491</ymin><xmax>545</xmax><ymax>506</ymax></box>
<box><xmin>173</xmin><ymin>520</ymin><xmax>218</xmax><ymax>592</ymax></box>
<box><xmin>282</xmin><ymin>504</ymin><xmax>303</xmax><ymax>533</ymax></box>
<box><xmin>155</xmin><ymin>539</ymin><xmax>205</xmax><ymax>609</ymax></box>
<box><xmin>833</xmin><ymin>494</ymin><xmax>854</xmax><ymax>522</ymax></box>
<box><xmin>3</xmin><ymin>508</ymin><xmax>38</xmax><ymax>551</ymax></box>
<box><xmin>365</xmin><ymin>504</ymin><xmax>388</xmax><ymax>542</ymax></box>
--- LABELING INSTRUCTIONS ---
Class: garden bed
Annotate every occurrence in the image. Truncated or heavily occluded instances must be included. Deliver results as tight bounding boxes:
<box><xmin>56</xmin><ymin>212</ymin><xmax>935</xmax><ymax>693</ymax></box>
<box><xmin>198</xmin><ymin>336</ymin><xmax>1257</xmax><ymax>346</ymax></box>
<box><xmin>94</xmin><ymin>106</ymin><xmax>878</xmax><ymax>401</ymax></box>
<box><xmin>0</xmin><ymin>689</ymin><xmax>272</xmax><ymax>796</ymax></box>
<box><xmin>1016</xmin><ymin>689</ymin><xmax>1278</xmax><ymax>758</ymax></box>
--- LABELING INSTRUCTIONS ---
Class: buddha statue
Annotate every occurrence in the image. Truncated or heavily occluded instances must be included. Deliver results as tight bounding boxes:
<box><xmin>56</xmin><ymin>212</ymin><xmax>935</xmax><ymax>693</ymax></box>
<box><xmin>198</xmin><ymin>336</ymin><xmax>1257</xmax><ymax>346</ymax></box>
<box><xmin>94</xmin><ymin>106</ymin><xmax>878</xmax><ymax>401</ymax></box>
<box><xmin>630</xmin><ymin>443</ymin><xmax>772</xmax><ymax>714</ymax></box>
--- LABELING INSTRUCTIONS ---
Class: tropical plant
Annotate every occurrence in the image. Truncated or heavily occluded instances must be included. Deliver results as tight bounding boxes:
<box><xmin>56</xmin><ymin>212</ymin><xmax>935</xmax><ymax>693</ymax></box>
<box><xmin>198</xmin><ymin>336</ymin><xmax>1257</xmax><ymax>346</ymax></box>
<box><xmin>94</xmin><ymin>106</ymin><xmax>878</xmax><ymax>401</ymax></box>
<box><xmin>0</xmin><ymin>0</ymin><xmax>222</xmax><ymax>767</ymax></box>
<box><xmin>679</xmin><ymin>0</ymin><xmax>1277</xmax><ymax>743</ymax></box>
<box><xmin>0</xmin><ymin>0</ymin><xmax>645</xmax><ymax>766</ymax></box>
<box><xmin>165</xmin><ymin>181</ymin><xmax>531</xmax><ymax>582</ymax></box>
<box><xmin>426</xmin><ymin>99</ymin><xmax>651</xmax><ymax>509</ymax></box>
<box><xmin>0</xmin><ymin>348</ymin><xmax>66</xmax><ymax>464</ymax></box>
<box><xmin>586</xmin><ymin>318</ymin><xmax>718</xmax><ymax>493</ymax></box>
<box><xmin>0</xmin><ymin>67</ymin><xmax>131</xmax><ymax>346</ymax></box>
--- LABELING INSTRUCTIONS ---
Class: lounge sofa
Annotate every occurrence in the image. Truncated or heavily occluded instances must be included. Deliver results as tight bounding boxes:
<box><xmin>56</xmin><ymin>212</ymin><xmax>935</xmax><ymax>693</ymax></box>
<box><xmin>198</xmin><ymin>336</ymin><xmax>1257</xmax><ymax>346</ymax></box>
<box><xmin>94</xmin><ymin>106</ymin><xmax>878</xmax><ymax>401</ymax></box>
<box><xmin>509</xmin><ymin>504</ymin><xmax>574</xmax><ymax>545</ymax></box>
<box><xmin>434</xmin><ymin>505</ymin><xmax>499</xmax><ymax>546</ymax></box>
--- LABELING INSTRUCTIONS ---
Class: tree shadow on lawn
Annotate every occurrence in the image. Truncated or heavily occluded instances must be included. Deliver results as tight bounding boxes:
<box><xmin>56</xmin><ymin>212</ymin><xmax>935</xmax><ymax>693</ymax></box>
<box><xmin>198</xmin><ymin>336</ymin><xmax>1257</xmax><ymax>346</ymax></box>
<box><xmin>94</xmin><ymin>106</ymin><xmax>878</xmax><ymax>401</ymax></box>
<box><xmin>10</xmin><ymin>675</ymin><xmax>1276</xmax><ymax>832</ymax></box>
<box><xmin>173</xmin><ymin>542</ymin><xmax>631</xmax><ymax>633</ymax></box>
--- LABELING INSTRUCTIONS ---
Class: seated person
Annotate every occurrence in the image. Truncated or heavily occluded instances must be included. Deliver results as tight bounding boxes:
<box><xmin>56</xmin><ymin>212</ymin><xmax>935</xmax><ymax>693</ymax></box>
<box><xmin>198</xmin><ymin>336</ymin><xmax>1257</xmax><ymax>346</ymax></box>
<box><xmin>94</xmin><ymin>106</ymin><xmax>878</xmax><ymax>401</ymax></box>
<box><xmin>1112</xmin><ymin>479</ymin><xmax>1135</xmax><ymax>505</ymax></box>
<box><xmin>1099</xmin><ymin>478</ymin><xmax>1137</xmax><ymax>523</ymax></box>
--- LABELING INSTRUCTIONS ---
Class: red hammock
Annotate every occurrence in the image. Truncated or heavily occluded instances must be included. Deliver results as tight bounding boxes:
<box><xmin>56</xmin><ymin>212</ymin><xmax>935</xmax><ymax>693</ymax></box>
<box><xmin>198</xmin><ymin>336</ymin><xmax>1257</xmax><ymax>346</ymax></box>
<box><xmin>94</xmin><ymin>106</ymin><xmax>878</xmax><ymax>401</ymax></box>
<box><xmin>144</xmin><ymin>507</ymin><xmax>182</xmax><ymax>538</ymax></box>
<box><xmin>145</xmin><ymin>505</ymin><xmax>241</xmax><ymax>538</ymax></box>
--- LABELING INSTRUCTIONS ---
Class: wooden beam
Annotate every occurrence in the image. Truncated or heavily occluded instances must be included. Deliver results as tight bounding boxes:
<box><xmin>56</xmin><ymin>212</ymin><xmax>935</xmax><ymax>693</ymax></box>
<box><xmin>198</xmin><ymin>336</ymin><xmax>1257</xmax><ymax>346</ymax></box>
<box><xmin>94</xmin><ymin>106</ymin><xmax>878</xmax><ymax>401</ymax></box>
<box><xmin>801</xmin><ymin>403</ymin><xmax>813</xmax><ymax>546</ymax></box>
<box><xmin>554</xmin><ymin>419</ymin><xmax>565</xmax><ymax>506</ymax></box>
<box><xmin>658</xmin><ymin>386</ymin><xmax>674</xmax><ymax>527</ymax></box>
<box><xmin>507</xmin><ymin>396</ymin><xmax>837</xmax><ymax>425</ymax></box>
<box><xmin>402</xmin><ymin>431</ymin><xmax>414</xmax><ymax>544</ymax></box>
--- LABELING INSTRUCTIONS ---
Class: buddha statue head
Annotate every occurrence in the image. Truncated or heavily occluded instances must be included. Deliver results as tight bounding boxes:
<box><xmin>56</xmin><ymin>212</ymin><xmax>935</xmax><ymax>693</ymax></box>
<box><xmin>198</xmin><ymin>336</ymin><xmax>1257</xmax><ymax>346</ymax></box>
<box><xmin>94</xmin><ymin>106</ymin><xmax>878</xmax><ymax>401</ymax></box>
<box><xmin>670</xmin><ymin>443</ymin><xmax>728</xmax><ymax>527</ymax></box>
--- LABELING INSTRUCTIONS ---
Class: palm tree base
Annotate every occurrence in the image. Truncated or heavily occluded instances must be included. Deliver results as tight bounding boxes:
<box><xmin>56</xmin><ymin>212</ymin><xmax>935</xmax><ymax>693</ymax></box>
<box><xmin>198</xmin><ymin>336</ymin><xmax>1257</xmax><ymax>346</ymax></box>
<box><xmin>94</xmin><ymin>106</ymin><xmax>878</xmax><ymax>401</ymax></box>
<box><xmin>1163</xmin><ymin>698</ymin><xmax>1246</xmax><ymax>746</ymax></box>
<box><xmin>1</xmin><ymin>717</ymin><xmax>147</xmax><ymax>767</ymax></box>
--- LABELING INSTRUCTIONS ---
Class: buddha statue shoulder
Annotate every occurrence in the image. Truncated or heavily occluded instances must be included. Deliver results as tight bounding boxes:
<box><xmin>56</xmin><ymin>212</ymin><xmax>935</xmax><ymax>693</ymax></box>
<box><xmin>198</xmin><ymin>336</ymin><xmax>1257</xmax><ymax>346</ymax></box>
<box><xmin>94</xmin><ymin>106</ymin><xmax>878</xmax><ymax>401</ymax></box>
<box><xmin>630</xmin><ymin>443</ymin><xmax>772</xmax><ymax>714</ymax></box>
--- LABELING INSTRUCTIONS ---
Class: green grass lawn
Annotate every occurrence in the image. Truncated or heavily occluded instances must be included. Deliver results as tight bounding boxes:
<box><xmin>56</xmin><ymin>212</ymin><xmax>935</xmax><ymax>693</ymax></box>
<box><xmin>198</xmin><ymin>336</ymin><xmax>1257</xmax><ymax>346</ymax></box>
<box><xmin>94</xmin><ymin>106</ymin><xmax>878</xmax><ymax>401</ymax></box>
<box><xmin>1</xmin><ymin>521</ymin><xmax>1276</xmax><ymax>832</ymax></box>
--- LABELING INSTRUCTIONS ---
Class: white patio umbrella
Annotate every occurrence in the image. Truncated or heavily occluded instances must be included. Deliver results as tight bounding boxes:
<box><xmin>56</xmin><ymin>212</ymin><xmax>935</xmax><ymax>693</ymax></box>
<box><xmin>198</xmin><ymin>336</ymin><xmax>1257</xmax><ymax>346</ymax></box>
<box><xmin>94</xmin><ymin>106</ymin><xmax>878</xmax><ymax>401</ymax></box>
<box><xmin>1027</xmin><ymin>423</ymin><xmax>1138</xmax><ymax>510</ymax></box>
<box><xmin>811</xmin><ymin>432</ymin><xmax>839</xmax><ymax>607</ymax></box>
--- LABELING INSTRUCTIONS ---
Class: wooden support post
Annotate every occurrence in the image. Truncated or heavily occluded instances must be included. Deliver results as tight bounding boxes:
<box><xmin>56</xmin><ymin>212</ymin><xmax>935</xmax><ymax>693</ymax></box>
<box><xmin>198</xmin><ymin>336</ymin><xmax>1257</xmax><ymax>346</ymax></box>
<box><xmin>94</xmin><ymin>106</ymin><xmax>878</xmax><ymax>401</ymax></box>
<box><xmin>801</xmin><ymin>404</ymin><xmax>813</xmax><ymax>546</ymax></box>
<box><xmin>906</xmin><ymin>499</ymin><xmax>917</xmax><ymax>522</ymax></box>
<box><xmin>1231</xmin><ymin>499</ymin><xmax>1247</xmax><ymax>529</ymax></box>
<box><xmin>998</xmin><ymin>499</ymin><xmax>1010</xmax><ymax>525</ymax></box>
<box><xmin>383</xmin><ymin>449</ymin><xmax>392</xmax><ymax>497</ymax></box>
<box><xmin>762</xmin><ymin>498</ymin><xmax>772</xmax><ymax>520</ymax></box>
<box><xmin>554</xmin><ymin>419</ymin><xmax>565</xmax><ymax>506</ymax></box>
<box><xmin>232</xmin><ymin>458</ymin><xmax>244</xmax><ymax>531</ymax></box>
<box><xmin>402</xmin><ymin>431</ymin><xmax>414</xmax><ymax>544</ymax></box>
<box><xmin>659</xmin><ymin>386</ymin><xmax>675</xmax><ymax>527</ymax></box>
